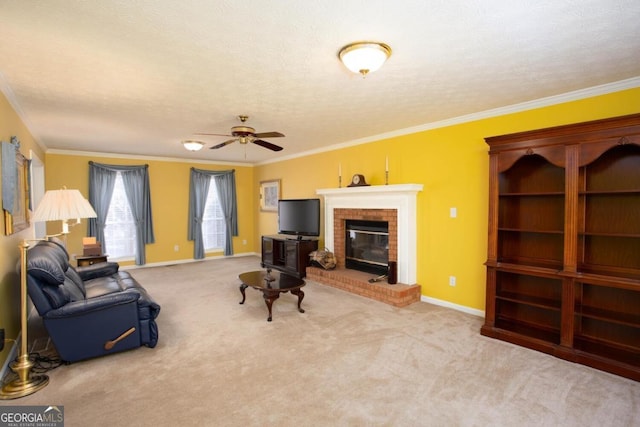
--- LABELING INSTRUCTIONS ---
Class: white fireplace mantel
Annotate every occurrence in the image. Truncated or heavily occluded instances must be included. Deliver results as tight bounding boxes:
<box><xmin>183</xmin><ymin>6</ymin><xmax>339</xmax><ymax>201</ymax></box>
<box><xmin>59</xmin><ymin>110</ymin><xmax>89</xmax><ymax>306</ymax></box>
<box><xmin>316</xmin><ymin>184</ymin><xmax>423</xmax><ymax>284</ymax></box>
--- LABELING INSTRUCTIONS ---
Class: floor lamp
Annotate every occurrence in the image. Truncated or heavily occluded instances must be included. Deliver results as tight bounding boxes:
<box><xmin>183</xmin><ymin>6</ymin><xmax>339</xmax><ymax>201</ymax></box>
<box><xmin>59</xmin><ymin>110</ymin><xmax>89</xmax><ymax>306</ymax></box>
<box><xmin>0</xmin><ymin>188</ymin><xmax>97</xmax><ymax>399</ymax></box>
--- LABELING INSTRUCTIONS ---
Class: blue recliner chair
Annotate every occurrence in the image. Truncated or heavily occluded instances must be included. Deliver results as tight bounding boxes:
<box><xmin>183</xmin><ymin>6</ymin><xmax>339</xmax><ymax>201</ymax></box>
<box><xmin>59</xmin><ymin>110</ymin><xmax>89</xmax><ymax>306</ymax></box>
<box><xmin>25</xmin><ymin>238</ymin><xmax>160</xmax><ymax>363</ymax></box>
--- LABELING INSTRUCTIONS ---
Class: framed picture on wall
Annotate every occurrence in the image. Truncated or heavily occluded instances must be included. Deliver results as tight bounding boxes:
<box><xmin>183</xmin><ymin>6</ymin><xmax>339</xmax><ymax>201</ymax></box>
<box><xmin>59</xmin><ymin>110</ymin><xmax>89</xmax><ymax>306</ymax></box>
<box><xmin>260</xmin><ymin>179</ymin><xmax>280</xmax><ymax>212</ymax></box>
<box><xmin>3</xmin><ymin>149</ymin><xmax>30</xmax><ymax>235</ymax></box>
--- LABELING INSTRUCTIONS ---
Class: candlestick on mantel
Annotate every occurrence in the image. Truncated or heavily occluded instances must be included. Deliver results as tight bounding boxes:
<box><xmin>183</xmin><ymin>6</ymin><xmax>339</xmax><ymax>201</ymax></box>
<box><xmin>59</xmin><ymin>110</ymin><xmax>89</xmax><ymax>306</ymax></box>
<box><xmin>385</xmin><ymin>156</ymin><xmax>389</xmax><ymax>185</ymax></box>
<box><xmin>338</xmin><ymin>163</ymin><xmax>342</xmax><ymax>187</ymax></box>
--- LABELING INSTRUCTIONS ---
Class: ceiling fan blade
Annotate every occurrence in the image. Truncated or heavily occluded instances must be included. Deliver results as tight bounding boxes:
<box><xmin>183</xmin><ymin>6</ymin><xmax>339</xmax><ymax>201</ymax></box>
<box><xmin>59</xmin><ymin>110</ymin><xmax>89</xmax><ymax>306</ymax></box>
<box><xmin>195</xmin><ymin>132</ymin><xmax>233</xmax><ymax>137</ymax></box>
<box><xmin>210</xmin><ymin>139</ymin><xmax>237</xmax><ymax>149</ymax></box>
<box><xmin>253</xmin><ymin>131</ymin><xmax>284</xmax><ymax>138</ymax></box>
<box><xmin>252</xmin><ymin>139</ymin><xmax>283</xmax><ymax>151</ymax></box>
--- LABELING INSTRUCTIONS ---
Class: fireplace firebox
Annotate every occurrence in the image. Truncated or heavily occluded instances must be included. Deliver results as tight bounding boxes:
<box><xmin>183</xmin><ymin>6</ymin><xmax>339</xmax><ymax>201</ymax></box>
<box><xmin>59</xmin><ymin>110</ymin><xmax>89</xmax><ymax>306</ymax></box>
<box><xmin>345</xmin><ymin>220</ymin><xmax>389</xmax><ymax>276</ymax></box>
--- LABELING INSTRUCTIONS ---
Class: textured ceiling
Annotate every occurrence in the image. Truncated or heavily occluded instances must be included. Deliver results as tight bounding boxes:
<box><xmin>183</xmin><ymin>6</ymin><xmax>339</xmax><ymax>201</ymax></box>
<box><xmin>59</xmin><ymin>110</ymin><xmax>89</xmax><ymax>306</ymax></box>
<box><xmin>1</xmin><ymin>1</ymin><xmax>639</xmax><ymax>165</ymax></box>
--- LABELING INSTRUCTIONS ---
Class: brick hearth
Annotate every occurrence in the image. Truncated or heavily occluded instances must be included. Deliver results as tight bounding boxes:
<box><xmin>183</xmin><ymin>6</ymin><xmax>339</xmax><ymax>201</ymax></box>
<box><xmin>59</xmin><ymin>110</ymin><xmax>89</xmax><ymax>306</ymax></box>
<box><xmin>306</xmin><ymin>266</ymin><xmax>421</xmax><ymax>307</ymax></box>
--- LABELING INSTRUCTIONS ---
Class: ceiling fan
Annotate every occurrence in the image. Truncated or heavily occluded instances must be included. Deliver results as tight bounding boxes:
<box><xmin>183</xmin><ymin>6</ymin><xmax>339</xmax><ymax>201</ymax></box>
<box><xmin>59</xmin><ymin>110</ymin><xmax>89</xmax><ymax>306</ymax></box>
<box><xmin>196</xmin><ymin>115</ymin><xmax>284</xmax><ymax>151</ymax></box>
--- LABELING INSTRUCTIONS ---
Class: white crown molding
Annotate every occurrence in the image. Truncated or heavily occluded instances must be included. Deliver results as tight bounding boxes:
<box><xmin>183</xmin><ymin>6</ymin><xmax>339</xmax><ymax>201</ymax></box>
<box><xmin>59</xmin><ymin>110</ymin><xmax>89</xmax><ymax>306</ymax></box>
<box><xmin>259</xmin><ymin>76</ymin><xmax>640</xmax><ymax>165</ymax></box>
<box><xmin>46</xmin><ymin>148</ymin><xmax>254</xmax><ymax>167</ymax></box>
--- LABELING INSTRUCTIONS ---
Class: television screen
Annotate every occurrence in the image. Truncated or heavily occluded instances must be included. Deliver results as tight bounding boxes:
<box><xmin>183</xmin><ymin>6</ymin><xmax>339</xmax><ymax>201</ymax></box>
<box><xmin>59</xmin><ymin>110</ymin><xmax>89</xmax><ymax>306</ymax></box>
<box><xmin>278</xmin><ymin>198</ymin><xmax>320</xmax><ymax>238</ymax></box>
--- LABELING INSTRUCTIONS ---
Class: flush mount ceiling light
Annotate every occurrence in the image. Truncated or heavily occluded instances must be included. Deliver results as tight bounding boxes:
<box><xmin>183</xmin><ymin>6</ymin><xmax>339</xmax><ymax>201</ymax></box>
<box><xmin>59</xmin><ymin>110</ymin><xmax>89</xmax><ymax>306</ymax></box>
<box><xmin>182</xmin><ymin>140</ymin><xmax>205</xmax><ymax>151</ymax></box>
<box><xmin>338</xmin><ymin>41</ymin><xmax>392</xmax><ymax>77</ymax></box>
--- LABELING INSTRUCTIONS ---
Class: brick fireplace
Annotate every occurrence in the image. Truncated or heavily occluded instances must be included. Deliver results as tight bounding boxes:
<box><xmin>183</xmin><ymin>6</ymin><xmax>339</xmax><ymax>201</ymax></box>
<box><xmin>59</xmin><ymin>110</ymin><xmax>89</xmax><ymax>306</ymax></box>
<box><xmin>309</xmin><ymin>184</ymin><xmax>423</xmax><ymax>306</ymax></box>
<box><xmin>334</xmin><ymin>208</ymin><xmax>397</xmax><ymax>271</ymax></box>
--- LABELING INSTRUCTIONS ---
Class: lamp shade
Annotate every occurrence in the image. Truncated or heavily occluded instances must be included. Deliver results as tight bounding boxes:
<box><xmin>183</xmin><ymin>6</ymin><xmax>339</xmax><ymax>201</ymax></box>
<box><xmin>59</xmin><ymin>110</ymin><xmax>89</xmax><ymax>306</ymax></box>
<box><xmin>32</xmin><ymin>189</ymin><xmax>97</xmax><ymax>222</ymax></box>
<box><xmin>182</xmin><ymin>140</ymin><xmax>205</xmax><ymax>151</ymax></box>
<box><xmin>339</xmin><ymin>42</ymin><xmax>392</xmax><ymax>76</ymax></box>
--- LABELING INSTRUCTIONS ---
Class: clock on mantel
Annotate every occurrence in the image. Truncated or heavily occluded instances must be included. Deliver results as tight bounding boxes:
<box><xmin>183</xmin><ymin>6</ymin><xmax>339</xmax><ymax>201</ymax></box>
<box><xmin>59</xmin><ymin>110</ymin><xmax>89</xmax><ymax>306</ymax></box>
<box><xmin>347</xmin><ymin>174</ymin><xmax>370</xmax><ymax>187</ymax></box>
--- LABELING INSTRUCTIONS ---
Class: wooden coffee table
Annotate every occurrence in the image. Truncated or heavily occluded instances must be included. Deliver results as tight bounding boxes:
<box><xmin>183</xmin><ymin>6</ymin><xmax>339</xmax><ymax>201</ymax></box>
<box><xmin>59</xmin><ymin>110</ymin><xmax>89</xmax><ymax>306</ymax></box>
<box><xmin>239</xmin><ymin>269</ymin><xmax>306</xmax><ymax>322</ymax></box>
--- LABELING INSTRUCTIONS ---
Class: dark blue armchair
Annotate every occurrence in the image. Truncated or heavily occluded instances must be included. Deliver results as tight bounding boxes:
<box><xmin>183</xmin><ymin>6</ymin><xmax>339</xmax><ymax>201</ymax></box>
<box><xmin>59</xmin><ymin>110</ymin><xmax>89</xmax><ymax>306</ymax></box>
<box><xmin>25</xmin><ymin>238</ymin><xmax>160</xmax><ymax>363</ymax></box>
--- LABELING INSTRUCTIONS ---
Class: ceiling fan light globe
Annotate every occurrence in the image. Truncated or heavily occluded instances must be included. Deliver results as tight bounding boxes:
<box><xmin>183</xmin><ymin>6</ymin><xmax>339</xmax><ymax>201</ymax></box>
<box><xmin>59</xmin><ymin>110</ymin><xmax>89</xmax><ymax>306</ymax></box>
<box><xmin>182</xmin><ymin>140</ymin><xmax>205</xmax><ymax>151</ymax></box>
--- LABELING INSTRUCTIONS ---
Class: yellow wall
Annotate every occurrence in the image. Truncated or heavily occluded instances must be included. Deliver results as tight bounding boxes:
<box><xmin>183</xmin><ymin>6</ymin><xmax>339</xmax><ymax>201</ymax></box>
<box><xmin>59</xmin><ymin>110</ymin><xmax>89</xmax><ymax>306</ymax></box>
<box><xmin>0</xmin><ymin>92</ymin><xmax>45</xmax><ymax>364</ymax></box>
<box><xmin>256</xmin><ymin>88</ymin><xmax>640</xmax><ymax>311</ymax></box>
<box><xmin>44</xmin><ymin>154</ymin><xmax>256</xmax><ymax>265</ymax></box>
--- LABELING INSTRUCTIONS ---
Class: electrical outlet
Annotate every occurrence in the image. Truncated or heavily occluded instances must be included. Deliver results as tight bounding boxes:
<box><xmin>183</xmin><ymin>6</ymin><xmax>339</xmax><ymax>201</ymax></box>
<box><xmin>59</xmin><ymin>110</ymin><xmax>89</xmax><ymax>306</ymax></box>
<box><xmin>174</xmin><ymin>245</ymin><xmax>179</xmax><ymax>252</ymax></box>
<box><xmin>449</xmin><ymin>276</ymin><xmax>456</xmax><ymax>287</ymax></box>
<box><xmin>450</xmin><ymin>207</ymin><xmax>457</xmax><ymax>218</ymax></box>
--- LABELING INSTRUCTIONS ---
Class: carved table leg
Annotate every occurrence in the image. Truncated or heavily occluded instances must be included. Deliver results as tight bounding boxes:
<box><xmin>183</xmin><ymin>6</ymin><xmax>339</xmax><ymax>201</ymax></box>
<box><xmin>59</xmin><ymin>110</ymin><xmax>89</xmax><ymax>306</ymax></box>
<box><xmin>262</xmin><ymin>291</ymin><xmax>280</xmax><ymax>322</ymax></box>
<box><xmin>239</xmin><ymin>284</ymin><xmax>248</xmax><ymax>305</ymax></box>
<box><xmin>290</xmin><ymin>288</ymin><xmax>305</xmax><ymax>314</ymax></box>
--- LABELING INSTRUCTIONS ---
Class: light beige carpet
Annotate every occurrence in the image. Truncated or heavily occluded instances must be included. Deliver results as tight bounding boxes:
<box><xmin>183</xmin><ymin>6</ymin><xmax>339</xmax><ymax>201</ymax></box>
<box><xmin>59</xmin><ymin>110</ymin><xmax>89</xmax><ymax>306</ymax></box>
<box><xmin>6</xmin><ymin>256</ymin><xmax>640</xmax><ymax>426</ymax></box>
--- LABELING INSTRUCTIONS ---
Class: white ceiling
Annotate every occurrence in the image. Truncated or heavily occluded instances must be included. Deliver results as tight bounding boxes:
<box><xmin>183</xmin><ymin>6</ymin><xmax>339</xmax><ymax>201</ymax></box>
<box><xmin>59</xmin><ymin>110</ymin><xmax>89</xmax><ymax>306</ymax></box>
<box><xmin>1</xmin><ymin>1</ymin><xmax>639</xmax><ymax>165</ymax></box>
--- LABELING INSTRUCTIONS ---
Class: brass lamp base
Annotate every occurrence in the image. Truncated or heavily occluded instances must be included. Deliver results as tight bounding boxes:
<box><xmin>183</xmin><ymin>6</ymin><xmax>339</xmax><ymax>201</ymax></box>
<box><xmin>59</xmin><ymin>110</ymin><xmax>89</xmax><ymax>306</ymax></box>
<box><xmin>0</xmin><ymin>355</ymin><xmax>49</xmax><ymax>399</ymax></box>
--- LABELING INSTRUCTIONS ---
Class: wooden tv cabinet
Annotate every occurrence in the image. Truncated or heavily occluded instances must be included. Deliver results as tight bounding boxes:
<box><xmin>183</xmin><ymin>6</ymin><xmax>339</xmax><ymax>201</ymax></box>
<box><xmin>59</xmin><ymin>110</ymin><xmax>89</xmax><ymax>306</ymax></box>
<box><xmin>481</xmin><ymin>113</ymin><xmax>640</xmax><ymax>382</ymax></box>
<box><xmin>261</xmin><ymin>235</ymin><xmax>318</xmax><ymax>278</ymax></box>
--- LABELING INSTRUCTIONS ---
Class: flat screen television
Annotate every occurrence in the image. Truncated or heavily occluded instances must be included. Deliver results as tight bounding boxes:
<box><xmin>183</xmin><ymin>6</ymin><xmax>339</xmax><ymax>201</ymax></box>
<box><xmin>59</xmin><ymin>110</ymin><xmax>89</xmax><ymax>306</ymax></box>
<box><xmin>278</xmin><ymin>198</ymin><xmax>320</xmax><ymax>239</ymax></box>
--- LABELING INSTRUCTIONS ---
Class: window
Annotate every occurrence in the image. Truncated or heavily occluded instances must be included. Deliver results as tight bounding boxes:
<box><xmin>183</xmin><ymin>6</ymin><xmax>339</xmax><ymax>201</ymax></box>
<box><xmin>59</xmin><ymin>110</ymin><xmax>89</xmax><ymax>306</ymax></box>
<box><xmin>202</xmin><ymin>179</ymin><xmax>226</xmax><ymax>251</ymax></box>
<box><xmin>104</xmin><ymin>173</ymin><xmax>137</xmax><ymax>259</ymax></box>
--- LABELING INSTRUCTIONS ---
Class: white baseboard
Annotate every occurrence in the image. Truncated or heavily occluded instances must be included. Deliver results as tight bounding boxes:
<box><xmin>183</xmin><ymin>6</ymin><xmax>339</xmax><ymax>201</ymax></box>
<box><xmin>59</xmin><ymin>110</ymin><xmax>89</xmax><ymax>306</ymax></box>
<box><xmin>421</xmin><ymin>295</ymin><xmax>485</xmax><ymax>318</ymax></box>
<box><xmin>120</xmin><ymin>252</ymin><xmax>259</xmax><ymax>270</ymax></box>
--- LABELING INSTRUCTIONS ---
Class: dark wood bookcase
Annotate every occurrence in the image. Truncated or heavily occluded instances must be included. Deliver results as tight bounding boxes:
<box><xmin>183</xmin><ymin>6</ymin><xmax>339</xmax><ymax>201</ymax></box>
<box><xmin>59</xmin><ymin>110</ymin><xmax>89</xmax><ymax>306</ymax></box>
<box><xmin>481</xmin><ymin>113</ymin><xmax>640</xmax><ymax>381</ymax></box>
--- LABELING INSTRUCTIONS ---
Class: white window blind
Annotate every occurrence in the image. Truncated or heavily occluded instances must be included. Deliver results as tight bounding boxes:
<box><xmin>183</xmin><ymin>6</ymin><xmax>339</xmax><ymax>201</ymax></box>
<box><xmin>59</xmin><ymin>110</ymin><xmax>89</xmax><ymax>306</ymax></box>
<box><xmin>202</xmin><ymin>179</ymin><xmax>225</xmax><ymax>251</ymax></box>
<box><xmin>104</xmin><ymin>173</ymin><xmax>137</xmax><ymax>259</ymax></box>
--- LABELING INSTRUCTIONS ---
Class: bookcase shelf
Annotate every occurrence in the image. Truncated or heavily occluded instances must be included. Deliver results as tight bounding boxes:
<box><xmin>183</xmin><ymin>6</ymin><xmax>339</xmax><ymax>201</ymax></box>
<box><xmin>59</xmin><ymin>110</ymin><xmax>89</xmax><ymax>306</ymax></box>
<box><xmin>482</xmin><ymin>113</ymin><xmax>640</xmax><ymax>382</ymax></box>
